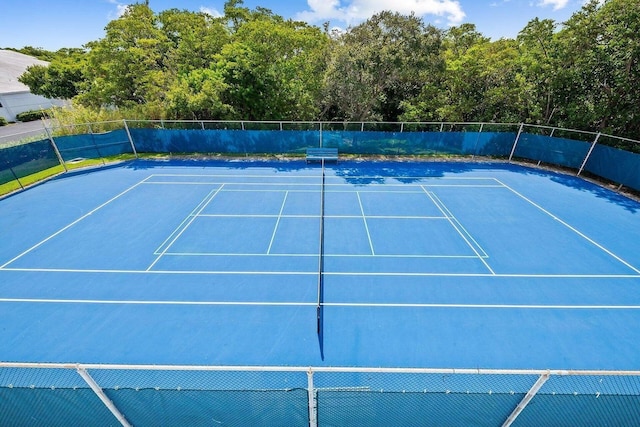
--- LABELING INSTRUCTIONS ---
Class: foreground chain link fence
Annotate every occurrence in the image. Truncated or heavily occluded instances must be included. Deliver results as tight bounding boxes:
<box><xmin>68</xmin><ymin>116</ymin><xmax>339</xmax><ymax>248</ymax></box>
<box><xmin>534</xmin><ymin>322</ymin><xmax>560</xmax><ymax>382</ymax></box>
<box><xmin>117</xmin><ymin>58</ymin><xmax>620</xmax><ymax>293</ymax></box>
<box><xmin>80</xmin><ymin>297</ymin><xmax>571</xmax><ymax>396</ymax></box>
<box><xmin>2</xmin><ymin>120</ymin><xmax>640</xmax><ymax>198</ymax></box>
<box><xmin>2</xmin><ymin>363</ymin><xmax>640</xmax><ymax>426</ymax></box>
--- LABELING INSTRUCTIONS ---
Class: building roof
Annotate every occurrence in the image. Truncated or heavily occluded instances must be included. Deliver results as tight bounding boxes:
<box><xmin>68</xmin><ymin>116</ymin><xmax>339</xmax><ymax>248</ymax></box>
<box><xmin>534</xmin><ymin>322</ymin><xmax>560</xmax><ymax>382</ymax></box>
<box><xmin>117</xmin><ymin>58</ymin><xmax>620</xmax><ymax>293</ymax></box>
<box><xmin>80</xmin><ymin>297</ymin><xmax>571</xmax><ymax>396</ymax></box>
<box><xmin>0</xmin><ymin>49</ymin><xmax>49</xmax><ymax>94</ymax></box>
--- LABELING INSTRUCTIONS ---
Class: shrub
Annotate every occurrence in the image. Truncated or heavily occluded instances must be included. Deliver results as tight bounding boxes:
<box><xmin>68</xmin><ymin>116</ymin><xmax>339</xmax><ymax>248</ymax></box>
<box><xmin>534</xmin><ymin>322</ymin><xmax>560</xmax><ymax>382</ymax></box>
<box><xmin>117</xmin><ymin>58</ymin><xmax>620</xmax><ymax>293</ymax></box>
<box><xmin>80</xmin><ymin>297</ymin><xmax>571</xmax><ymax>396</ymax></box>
<box><xmin>0</xmin><ymin>116</ymin><xmax>7</xmax><ymax>126</ymax></box>
<box><xmin>16</xmin><ymin>109</ymin><xmax>50</xmax><ymax>122</ymax></box>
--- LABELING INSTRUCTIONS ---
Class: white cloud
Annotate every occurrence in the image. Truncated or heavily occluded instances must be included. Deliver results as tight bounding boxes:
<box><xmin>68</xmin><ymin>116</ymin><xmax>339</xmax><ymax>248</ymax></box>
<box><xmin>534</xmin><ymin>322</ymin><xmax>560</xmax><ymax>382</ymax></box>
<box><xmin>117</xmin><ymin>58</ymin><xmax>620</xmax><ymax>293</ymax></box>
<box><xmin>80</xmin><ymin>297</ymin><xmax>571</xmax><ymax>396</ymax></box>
<box><xmin>200</xmin><ymin>6</ymin><xmax>223</xmax><ymax>18</ymax></box>
<box><xmin>537</xmin><ymin>0</ymin><xmax>570</xmax><ymax>10</ymax></box>
<box><xmin>107</xmin><ymin>0</ymin><xmax>128</xmax><ymax>19</ymax></box>
<box><xmin>296</xmin><ymin>0</ymin><xmax>465</xmax><ymax>27</ymax></box>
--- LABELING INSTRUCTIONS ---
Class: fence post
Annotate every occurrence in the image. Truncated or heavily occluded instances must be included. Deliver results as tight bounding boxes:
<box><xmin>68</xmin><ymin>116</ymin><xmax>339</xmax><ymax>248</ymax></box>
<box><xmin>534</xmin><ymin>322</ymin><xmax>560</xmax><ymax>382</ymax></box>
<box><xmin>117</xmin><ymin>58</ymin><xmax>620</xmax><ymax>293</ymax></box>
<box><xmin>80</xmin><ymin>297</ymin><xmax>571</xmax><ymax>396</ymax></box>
<box><xmin>122</xmin><ymin>120</ymin><xmax>138</xmax><ymax>159</ymax></box>
<box><xmin>577</xmin><ymin>132</ymin><xmax>601</xmax><ymax>177</ymax></box>
<box><xmin>307</xmin><ymin>368</ymin><xmax>318</xmax><ymax>427</ymax></box>
<box><xmin>77</xmin><ymin>367</ymin><xmax>132</xmax><ymax>427</ymax></box>
<box><xmin>508</xmin><ymin>123</ymin><xmax>525</xmax><ymax>162</ymax></box>
<box><xmin>472</xmin><ymin>123</ymin><xmax>484</xmax><ymax>159</ymax></box>
<box><xmin>7</xmin><ymin>167</ymin><xmax>24</xmax><ymax>190</ymax></box>
<box><xmin>319</xmin><ymin>122</ymin><xmax>323</xmax><ymax>148</ymax></box>
<box><xmin>87</xmin><ymin>123</ymin><xmax>106</xmax><ymax>165</ymax></box>
<box><xmin>42</xmin><ymin>119</ymin><xmax>67</xmax><ymax>172</ymax></box>
<box><xmin>502</xmin><ymin>372</ymin><xmax>550</xmax><ymax>427</ymax></box>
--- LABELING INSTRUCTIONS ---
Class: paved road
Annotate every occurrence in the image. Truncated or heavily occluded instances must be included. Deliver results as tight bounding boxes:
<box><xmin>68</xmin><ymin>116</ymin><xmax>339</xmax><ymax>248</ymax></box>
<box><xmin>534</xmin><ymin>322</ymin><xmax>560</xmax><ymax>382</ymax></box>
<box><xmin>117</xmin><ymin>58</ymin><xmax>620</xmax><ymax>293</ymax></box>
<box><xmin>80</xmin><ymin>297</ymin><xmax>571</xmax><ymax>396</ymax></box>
<box><xmin>0</xmin><ymin>120</ymin><xmax>52</xmax><ymax>146</ymax></box>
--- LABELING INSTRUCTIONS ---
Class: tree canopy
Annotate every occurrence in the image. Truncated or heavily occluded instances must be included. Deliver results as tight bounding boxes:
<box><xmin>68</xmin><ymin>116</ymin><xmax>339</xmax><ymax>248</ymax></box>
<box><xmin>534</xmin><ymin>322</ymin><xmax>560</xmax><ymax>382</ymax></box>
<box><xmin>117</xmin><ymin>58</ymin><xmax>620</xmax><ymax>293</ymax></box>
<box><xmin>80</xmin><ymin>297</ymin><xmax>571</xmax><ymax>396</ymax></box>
<box><xmin>17</xmin><ymin>0</ymin><xmax>640</xmax><ymax>140</ymax></box>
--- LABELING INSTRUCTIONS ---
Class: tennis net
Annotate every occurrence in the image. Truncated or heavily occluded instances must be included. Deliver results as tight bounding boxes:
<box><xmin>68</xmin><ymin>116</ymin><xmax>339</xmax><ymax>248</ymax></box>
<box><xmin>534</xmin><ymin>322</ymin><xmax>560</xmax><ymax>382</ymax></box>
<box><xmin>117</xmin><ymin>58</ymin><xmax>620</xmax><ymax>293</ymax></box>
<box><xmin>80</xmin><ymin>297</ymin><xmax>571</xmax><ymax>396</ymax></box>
<box><xmin>317</xmin><ymin>159</ymin><xmax>326</xmax><ymax>336</ymax></box>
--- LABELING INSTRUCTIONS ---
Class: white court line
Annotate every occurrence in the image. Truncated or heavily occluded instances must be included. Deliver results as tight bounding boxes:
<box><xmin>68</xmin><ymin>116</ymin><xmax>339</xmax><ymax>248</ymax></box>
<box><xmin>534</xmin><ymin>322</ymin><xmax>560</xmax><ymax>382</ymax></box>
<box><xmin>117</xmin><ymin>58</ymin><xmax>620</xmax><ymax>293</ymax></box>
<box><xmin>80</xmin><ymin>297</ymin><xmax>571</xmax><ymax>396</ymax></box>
<box><xmin>146</xmin><ymin>185</ymin><xmax>224</xmax><ymax>271</ymax></box>
<box><xmin>148</xmin><ymin>173</ymin><xmax>502</xmax><ymax>180</ymax></box>
<box><xmin>2</xmin><ymin>267</ymin><xmax>640</xmax><ymax>278</ymax></box>
<box><xmin>0</xmin><ymin>267</ymin><xmax>317</xmax><ymax>275</ymax></box>
<box><xmin>197</xmin><ymin>214</ymin><xmax>449</xmax><ymax>219</ymax></box>
<box><xmin>158</xmin><ymin>252</ymin><xmax>482</xmax><ymax>258</ymax></box>
<box><xmin>429</xmin><ymin>192</ymin><xmax>489</xmax><ymax>258</ymax></box>
<box><xmin>326</xmin><ymin>302</ymin><xmax>640</xmax><ymax>310</ymax></box>
<box><xmin>0</xmin><ymin>298</ymin><xmax>314</xmax><ymax>306</ymax></box>
<box><xmin>267</xmin><ymin>191</ymin><xmax>288</xmax><ymax>254</ymax></box>
<box><xmin>143</xmin><ymin>182</ymin><xmax>505</xmax><ymax>189</ymax></box>
<box><xmin>0</xmin><ymin>176</ymin><xmax>153</xmax><ymax>269</ymax></box>
<box><xmin>1</xmin><ymin>297</ymin><xmax>640</xmax><ymax>310</ymax></box>
<box><xmin>152</xmin><ymin>186</ymin><xmax>221</xmax><ymax>255</ymax></box>
<box><xmin>496</xmin><ymin>179</ymin><xmax>640</xmax><ymax>275</ymax></box>
<box><xmin>422</xmin><ymin>187</ymin><xmax>495</xmax><ymax>274</ymax></box>
<box><xmin>356</xmin><ymin>192</ymin><xmax>375</xmax><ymax>255</ymax></box>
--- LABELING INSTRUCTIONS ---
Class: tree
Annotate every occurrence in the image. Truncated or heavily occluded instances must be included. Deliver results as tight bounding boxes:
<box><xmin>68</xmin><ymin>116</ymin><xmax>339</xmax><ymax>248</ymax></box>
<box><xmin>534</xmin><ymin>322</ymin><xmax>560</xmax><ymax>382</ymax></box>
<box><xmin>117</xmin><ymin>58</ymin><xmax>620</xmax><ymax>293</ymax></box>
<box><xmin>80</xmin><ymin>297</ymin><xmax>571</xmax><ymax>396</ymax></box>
<box><xmin>166</xmin><ymin>68</ymin><xmax>230</xmax><ymax>119</ymax></box>
<box><xmin>554</xmin><ymin>0</ymin><xmax>640</xmax><ymax>138</ymax></box>
<box><xmin>517</xmin><ymin>18</ymin><xmax>560</xmax><ymax>124</ymax></box>
<box><xmin>322</xmin><ymin>11</ymin><xmax>444</xmax><ymax>121</ymax></box>
<box><xmin>78</xmin><ymin>3</ymin><xmax>171</xmax><ymax>108</ymax></box>
<box><xmin>159</xmin><ymin>9</ymin><xmax>230</xmax><ymax>76</ymax></box>
<box><xmin>19</xmin><ymin>48</ymin><xmax>86</xmax><ymax>100</ymax></box>
<box><xmin>216</xmin><ymin>18</ymin><xmax>328</xmax><ymax>120</ymax></box>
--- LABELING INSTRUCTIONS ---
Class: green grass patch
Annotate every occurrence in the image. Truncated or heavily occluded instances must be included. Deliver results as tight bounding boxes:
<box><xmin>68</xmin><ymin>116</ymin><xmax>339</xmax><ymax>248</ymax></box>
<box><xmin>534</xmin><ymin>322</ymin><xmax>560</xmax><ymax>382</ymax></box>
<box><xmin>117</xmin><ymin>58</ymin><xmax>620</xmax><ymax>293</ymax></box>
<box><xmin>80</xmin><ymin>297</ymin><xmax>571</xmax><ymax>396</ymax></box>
<box><xmin>64</xmin><ymin>153</ymin><xmax>138</xmax><ymax>170</ymax></box>
<box><xmin>0</xmin><ymin>153</ymin><xmax>137</xmax><ymax>198</ymax></box>
<box><xmin>0</xmin><ymin>164</ymin><xmax>66</xmax><ymax>198</ymax></box>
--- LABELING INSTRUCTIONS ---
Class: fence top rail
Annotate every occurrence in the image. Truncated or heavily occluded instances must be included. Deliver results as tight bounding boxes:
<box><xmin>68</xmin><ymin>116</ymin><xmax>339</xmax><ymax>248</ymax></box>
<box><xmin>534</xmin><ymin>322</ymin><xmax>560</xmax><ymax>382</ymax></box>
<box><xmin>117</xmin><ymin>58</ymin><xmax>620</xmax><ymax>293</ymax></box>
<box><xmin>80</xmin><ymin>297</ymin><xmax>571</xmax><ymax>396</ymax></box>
<box><xmin>2</xmin><ymin>362</ymin><xmax>640</xmax><ymax>377</ymax></box>
<box><xmin>124</xmin><ymin>119</ymin><xmax>521</xmax><ymax>127</ymax></box>
<box><xmin>50</xmin><ymin>119</ymin><xmax>125</xmax><ymax>129</ymax></box>
<box><xmin>522</xmin><ymin>122</ymin><xmax>600</xmax><ymax>137</ymax></box>
<box><xmin>29</xmin><ymin>119</ymin><xmax>640</xmax><ymax>148</ymax></box>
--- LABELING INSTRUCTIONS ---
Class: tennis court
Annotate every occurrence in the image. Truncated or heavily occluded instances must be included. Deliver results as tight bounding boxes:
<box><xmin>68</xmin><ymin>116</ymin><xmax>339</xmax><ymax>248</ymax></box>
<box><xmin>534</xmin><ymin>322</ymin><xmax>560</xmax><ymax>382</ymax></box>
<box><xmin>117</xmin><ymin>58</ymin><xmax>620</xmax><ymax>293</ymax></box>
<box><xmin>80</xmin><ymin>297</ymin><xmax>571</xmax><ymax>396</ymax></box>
<box><xmin>2</xmin><ymin>158</ymin><xmax>640</xmax><ymax>425</ymax></box>
<box><xmin>1</xmin><ymin>158</ymin><xmax>640</xmax><ymax>369</ymax></box>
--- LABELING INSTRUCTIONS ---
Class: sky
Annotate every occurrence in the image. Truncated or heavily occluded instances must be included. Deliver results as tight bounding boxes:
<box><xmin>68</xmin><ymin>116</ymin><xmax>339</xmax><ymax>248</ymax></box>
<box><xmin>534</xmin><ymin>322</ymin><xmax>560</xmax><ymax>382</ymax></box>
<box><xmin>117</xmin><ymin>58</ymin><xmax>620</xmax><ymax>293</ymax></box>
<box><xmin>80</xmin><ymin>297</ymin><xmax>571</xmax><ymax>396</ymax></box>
<box><xmin>1</xmin><ymin>0</ymin><xmax>596</xmax><ymax>51</ymax></box>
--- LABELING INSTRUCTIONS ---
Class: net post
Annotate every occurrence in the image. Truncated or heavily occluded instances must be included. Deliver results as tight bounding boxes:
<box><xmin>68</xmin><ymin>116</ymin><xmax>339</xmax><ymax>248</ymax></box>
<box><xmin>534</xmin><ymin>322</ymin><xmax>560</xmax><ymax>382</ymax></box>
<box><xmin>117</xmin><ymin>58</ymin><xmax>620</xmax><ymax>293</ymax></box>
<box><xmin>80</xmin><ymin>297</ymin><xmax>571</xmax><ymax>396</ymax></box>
<box><xmin>317</xmin><ymin>158</ymin><xmax>325</xmax><ymax>315</ymax></box>
<box><xmin>307</xmin><ymin>368</ymin><xmax>318</xmax><ymax>427</ymax></box>
<box><xmin>577</xmin><ymin>132</ymin><xmax>601</xmax><ymax>176</ymax></box>
<box><xmin>122</xmin><ymin>119</ymin><xmax>138</xmax><ymax>159</ymax></box>
<box><xmin>508</xmin><ymin>123</ymin><xmax>524</xmax><ymax>162</ymax></box>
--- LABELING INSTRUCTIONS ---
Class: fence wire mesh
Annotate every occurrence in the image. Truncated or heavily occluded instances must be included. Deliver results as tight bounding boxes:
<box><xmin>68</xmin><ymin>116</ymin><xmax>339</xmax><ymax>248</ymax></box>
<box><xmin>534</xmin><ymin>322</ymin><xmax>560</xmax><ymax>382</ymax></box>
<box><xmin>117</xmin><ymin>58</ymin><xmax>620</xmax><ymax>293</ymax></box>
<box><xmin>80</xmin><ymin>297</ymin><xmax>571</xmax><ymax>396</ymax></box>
<box><xmin>2</xmin><ymin>364</ymin><xmax>640</xmax><ymax>426</ymax></box>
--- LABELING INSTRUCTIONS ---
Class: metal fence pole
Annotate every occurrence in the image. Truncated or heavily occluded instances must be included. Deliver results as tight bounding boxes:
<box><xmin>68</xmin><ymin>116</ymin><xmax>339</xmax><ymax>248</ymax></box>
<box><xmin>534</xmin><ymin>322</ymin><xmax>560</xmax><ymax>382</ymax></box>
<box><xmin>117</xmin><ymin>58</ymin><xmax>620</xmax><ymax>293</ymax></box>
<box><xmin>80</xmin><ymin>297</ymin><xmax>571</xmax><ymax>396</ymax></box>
<box><xmin>76</xmin><ymin>367</ymin><xmax>132</xmax><ymax>427</ymax></box>
<box><xmin>307</xmin><ymin>369</ymin><xmax>318</xmax><ymax>427</ymax></box>
<box><xmin>7</xmin><ymin>166</ymin><xmax>24</xmax><ymax>190</ymax></box>
<box><xmin>122</xmin><ymin>120</ymin><xmax>138</xmax><ymax>159</ymax></box>
<box><xmin>577</xmin><ymin>132</ymin><xmax>601</xmax><ymax>176</ymax></box>
<box><xmin>42</xmin><ymin>119</ymin><xmax>67</xmax><ymax>172</ymax></box>
<box><xmin>502</xmin><ymin>372</ymin><xmax>550</xmax><ymax>427</ymax></box>
<box><xmin>508</xmin><ymin>123</ymin><xmax>525</xmax><ymax>162</ymax></box>
<box><xmin>472</xmin><ymin>123</ymin><xmax>484</xmax><ymax>159</ymax></box>
<box><xmin>87</xmin><ymin>123</ymin><xmax>106</xmax><ymax>165</ymax></box>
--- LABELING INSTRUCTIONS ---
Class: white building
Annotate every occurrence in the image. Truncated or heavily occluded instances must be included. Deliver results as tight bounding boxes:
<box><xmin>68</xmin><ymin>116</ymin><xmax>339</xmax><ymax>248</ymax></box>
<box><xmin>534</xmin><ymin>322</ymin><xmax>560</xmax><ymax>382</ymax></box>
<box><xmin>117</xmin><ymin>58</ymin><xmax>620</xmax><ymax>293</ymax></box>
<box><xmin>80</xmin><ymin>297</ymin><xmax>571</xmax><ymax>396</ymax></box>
<box><xmin>0</xmin><ymin>49</ymin><xmax>66</xmax><ymax>122</ymax></box>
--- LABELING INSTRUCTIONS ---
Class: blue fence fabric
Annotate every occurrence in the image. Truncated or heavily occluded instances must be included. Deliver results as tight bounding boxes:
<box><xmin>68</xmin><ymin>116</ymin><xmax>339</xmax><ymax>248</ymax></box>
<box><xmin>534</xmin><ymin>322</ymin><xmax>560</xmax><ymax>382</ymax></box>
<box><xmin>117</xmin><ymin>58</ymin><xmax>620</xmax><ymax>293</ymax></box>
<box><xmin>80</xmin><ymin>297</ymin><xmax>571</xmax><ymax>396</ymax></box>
<box><xmin>54</xmin><ymin>129</ymin><xmax>133</xmax><ymax>161</ymax></box>
<box><xmin>2</xmin><ymin>366</ymin><xmax>640</xmax><ymax>426</ymax></box>
<box><xmin>1</xmin><ymin>123</ymin><xmax>640</xmax><ymax>196</ymax></box>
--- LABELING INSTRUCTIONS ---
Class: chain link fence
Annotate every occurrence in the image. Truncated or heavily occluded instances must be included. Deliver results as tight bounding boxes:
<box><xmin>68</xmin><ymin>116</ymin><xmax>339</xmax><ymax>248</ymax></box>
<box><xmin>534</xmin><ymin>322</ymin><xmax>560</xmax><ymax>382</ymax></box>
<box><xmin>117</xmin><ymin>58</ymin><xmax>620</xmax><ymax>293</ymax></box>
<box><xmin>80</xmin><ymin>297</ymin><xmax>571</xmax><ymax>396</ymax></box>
<box><xmin>2</xmin><ymin>363</ymin><xmax>640</xmax><ymax>426</ymax></box>
<box><xmin>2</xmin><ymin>120</ymin><xmax>639</xmax><ymax>198</ymax></box>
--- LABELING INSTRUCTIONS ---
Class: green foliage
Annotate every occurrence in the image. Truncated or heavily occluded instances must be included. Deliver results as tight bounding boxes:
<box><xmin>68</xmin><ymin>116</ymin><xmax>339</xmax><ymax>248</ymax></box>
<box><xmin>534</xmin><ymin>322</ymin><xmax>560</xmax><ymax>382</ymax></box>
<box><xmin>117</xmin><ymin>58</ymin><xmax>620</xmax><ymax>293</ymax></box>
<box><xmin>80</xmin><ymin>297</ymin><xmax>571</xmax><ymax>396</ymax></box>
<box><xmin>0</xmin><ymin>117</ymin><xmax>7</xmax><ymax>126</ymax></box>
<box><xmin>216</xmin><ymin>18</ymin><xmax>328</xmax><ymax>120</ymax></box>
<box><xmin>19</xmin><ymin>49</ymin><xmax>86</xmax><ymax>100</ymax></box>
<box><xmin>9</xmin><ymin>46</ymin><xmax>57</xmax><ymax>61</ymax></box>
<box><xmin>166</xmin><ymin>68</ymin><xmax>230</xmax><ymax>119</ymax></box>
<box><xmin>323</xmin><ymin>12</ymin><xmax>443</xmax><ymax>122</ymax></box>
<box><xmin>16</xmin><ymin>110</ymin><xmax>50</xmax><ymax>122</ymax></box>
<box><xmin>13</xmin><ymin>0</ymin><xmax>640</xmax><ymax>140</ymax></box>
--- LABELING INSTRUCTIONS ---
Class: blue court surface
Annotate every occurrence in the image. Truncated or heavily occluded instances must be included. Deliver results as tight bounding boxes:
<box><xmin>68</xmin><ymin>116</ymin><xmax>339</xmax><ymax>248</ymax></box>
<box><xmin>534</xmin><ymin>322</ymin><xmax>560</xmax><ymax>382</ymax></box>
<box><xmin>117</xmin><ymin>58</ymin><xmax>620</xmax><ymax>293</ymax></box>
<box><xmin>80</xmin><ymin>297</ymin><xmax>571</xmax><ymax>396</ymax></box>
<box><xmin>1</xmin><ymin>159</ymin><xmax>640</xmax><ymax>370</ymax></box>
